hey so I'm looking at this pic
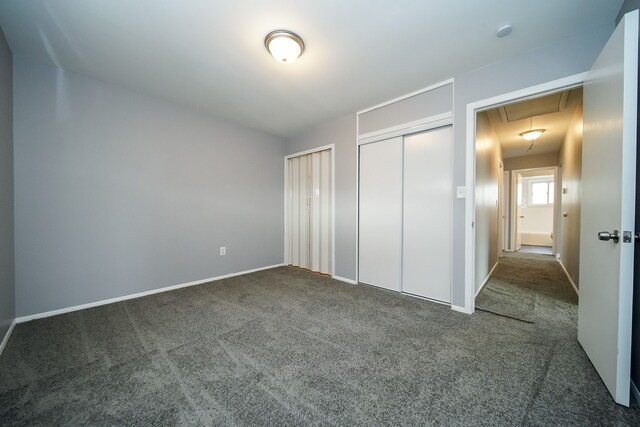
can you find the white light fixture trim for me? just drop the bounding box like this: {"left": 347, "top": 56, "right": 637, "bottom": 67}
{"left": 265, "top": 30, "right": 305, "bottom": 64}
{"left": 519, "top": 129, "right": 545, "bottom": 141}
{"left": 496, "top": 22, "right": 513, "bottom": 38}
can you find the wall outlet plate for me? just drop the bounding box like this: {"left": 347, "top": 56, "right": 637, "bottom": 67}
{"left": 220, "top": 246, "right": 226, "bottom": 256}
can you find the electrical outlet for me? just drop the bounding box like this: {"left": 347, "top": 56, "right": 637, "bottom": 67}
{"left": 220, "top": 246, "right": 226, "bottom": 256}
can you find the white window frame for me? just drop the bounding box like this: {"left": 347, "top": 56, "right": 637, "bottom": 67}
{"left": 527, "top": 176, "right": 554, "bottom": 207}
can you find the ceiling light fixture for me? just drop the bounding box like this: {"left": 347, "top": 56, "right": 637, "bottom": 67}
{"left": 519, "top": 129, "right": 545, "bottom": 141}
{"left": 496, "top": 22, "right": 513, "bottom": 38}
{"left": 265, "top": 30, "right": 305, "bottom": 64}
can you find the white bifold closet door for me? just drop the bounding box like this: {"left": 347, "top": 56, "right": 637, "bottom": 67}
{"left": 288, "top": 150, "right": 332, "bottom": 275}
{"left": 358, "top": 127, "right": 452, "bottom": 302}
{"left": 402, "top": 127, "right": 452, "bottom": 303}
{"left": 358, "top": 137, "right": 403, "bottom": 291}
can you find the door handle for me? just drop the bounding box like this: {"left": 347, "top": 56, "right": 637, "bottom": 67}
{"left": 597, "top": 230, "right": 619, "bottom": 244}
{"left": 519, "top": 216, "right": 524, "bottom": 218}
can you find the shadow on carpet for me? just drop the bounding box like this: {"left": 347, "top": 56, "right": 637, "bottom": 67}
{"left": 475, "top": 252, "right": 576, "bottom": 323}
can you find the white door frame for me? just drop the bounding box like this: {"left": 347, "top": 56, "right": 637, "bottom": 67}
{"left": 497, "top": 164, "right": 505, "bottom": 256}
{"left": 464, "top": 72, "right": 587, "bottom": 314}
{"left": 284, "top": 144, "right": 336, "bottom": 277}
{"left": 508, "top": 166, "right": 559, "bottom": 254}
{"left": 502, "top": 170, "right": 510, "bottom": 252}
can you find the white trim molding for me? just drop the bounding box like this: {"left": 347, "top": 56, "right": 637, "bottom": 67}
{"left": 357, "top": 78, "right": 454, "bottom": 115}
{"left": 464, "top": 72, "right": 587, "bottom": 314}
{"left": 0, "top": 319, "right": 17, "bottom": 357}
{"left": 16, "top": 264, "right": 285, "bottom": 323}
{"left": 451, "top": 305, "right": 468, "bottom": 314}
{"left": 357, "top": 112, "right": 453, "bottom": 145}
{"left": 475, "top": 261, "right": 498, "bottom": 298}
{"left": 557, "top": 256, "right": 579, "bottom": 295}
{"left": 333, "top": 275, "right": 357, "bottom": 285}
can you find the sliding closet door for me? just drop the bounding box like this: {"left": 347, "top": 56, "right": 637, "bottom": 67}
{"left": 288, "top": 150, "right": 332, "bottom": 275}
{"left": 359, "top": 137, "right": 403, "bottom": 291}
{"left": 402, "top": 126, "right": 452, "bottom": 302}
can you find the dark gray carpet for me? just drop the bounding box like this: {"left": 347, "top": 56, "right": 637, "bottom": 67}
{"left": 1, "top": 265, "right": 639, "bottom": 426}
{"left": 476, "top": 252, "right": 575, "bottom": 323}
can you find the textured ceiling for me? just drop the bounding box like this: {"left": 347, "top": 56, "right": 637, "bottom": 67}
{"left": 0, "top": 1, "right": 621, "bottom": 137}
{"left": 487, "top": 88, "right": 583, "bottom": 159}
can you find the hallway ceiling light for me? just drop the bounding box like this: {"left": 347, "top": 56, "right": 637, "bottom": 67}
{"left": 265, "top": 30, "right": 305, "bottom": 64}
{"left": 519, "top": 129, "right": 545, "bottom": 141}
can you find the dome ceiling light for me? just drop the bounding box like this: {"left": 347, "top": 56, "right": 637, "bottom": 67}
{"left": 519, "top": 129, "right": 545, "bottom": 141}
{"left": 265, "top": 30, "right": 305, "bottom": 64}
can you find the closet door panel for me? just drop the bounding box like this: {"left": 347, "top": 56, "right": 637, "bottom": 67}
{"left": 298, "top": 156, "right": 310, "bottom": 269}
{"left": 320, "top": 150, "right": 332, "bottom": 274}
{"left": 290, "top": 157, "right": 300, "bottom": 266}
{"left": 402, "top": 126, "right": 452, "bottom": 302}
{"left": 358, "top": 137, "right": 403, "bottom": 291}
{"left": 311, "top": 152, "right": 322, "bottom": 272}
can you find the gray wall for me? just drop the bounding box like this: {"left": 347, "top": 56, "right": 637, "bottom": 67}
{"left": 285, "top": 115, "right": 356, "bottom": 280}
{"left": 358, "top": 83, "right": 453, "bottom": 135}
{"left": 474, "top": 112, "right": 502, "bottom": 293}
{"left": 285, "top": 26, "right": 613, "bottom": 300}
{"left": 558, "top": 105, "right": 583, "bottom": 287}
{"left": 14, "top": 57, "right": 286, "bottom": 316}
{"left": 451, "top": 25, "right": 612, "bottom": 307}
{"left": 0, "top": 28, "right": 14, "bottom": 339}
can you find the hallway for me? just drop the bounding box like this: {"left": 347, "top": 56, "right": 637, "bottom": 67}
{"left": 476, "top": 252, "right": 577, "bottom": 324}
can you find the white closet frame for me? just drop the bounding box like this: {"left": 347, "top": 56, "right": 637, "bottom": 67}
{"left": 356, "top": 111, "right": 454, "bottom": 305}
{"left": 355, "top": 79, "right": 455, "bottom": 291}
{"left": 284, "top": 144, "right": 336, "bottom": 276}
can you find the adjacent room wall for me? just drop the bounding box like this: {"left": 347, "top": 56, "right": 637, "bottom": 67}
{"left": 474, "top": 111, "right": 502, "bottom": 293}
{"left": 13, "top": 57, "right": 286, "bottom": 317}
{"left": 519, "top": 176, "right": 554, "bottom": 246}
{"left": 285, "top": 115, "right": 356, "bottom": 281}
{"left": 452, "top": 25, "right": 612, "bottom": 307}
{"left": 558, "top": 104, "right": 583, "bottom": 287}
{"left": 0, "top": 28, "right": 14, "bottom": 341}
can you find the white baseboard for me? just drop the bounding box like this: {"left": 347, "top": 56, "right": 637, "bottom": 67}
{"left": 556, "top": 258, "right": 579, "bottom": 295}
{"left": 333, "top": 275, "right": 357, "bottom": 285}
{"left": 451, "top": 305, "right": 472, "bottom": 314}
{"left": 632, "top": 380, "right": 640, "bottom": 408}
{"left": 16, "top": 264, "right": 285, "bottom": 323}
{"left": 475, "top": 262, "right": 499, "bottom": 298}
{"left": 0, "top": 319, "right": 17, "bottom": 357}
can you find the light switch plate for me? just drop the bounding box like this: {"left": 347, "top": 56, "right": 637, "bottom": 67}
{"left": 456, "top": 186, "right": 466, "bottom": 199}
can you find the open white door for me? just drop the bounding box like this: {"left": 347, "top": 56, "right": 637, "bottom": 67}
{"left": 502, "top": 171, "right": 509, "bottom": 252}
{"left": 578, "top": 10, "right": 638, "bottom": 406}
{"left": 515, "top": 173, "right": 523, "bottom": 251}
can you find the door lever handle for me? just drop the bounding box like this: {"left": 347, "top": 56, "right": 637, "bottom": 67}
{"left": 597, "top": 230, "right": 619, "bottom": 244}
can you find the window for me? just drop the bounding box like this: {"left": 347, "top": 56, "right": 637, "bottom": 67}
{"left": 529, "top": 178, "right": 554, "bottom": 206}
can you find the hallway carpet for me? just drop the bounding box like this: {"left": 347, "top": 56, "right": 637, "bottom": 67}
{"left": 476, "top": 252, "right": 577, "bottom": 323}
{"left": 1, "top": 266, "right": 639, "bottom": 426}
